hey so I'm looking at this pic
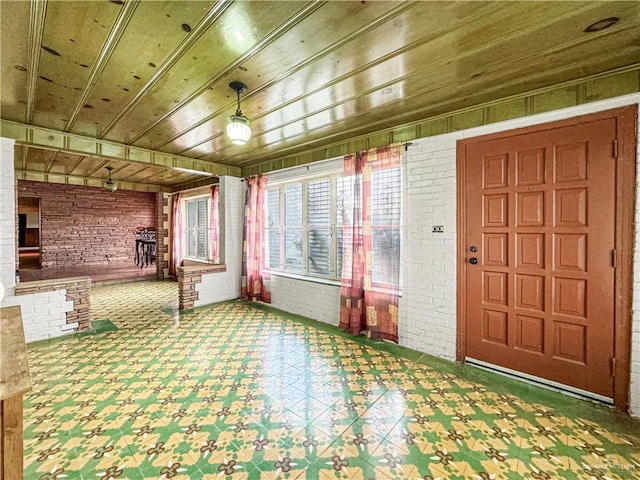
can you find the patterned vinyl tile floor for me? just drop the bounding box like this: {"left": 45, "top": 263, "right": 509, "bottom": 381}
{"left": 23, "top": 280, "right": 640, "bottom": 479}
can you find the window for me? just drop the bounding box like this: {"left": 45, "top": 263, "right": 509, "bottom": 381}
{"left": 265, "top": 166, "right": 401, "bottom": 285}
{"left": 185, "top": 197, "right": 209, "bottom": 261}
{"left": 371, "top": 167, "right": 401, "bottom": 286}
{"left": 266, "top": 179, "right": 337, "bottom": 278}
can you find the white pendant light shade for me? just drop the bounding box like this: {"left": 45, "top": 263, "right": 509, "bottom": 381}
{"left": 227, "top": 81, "right": 251, "bottom": 145}
{"left": 226, "top": 114, "right": 251, "bottom": 145}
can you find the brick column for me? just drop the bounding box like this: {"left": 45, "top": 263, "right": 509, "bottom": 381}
{"left": 64, "top": 278, "right": 92, "bottom": 332}
{"left": 178, "top": 269, "right": 201, "bottom": 310}
{"left": 156, "top": 193, "right": 170, "bottom": 279}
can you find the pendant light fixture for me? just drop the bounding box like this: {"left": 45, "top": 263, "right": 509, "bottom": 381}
{"left": 226, "top": 81, "right": 251, "bottom": 145}
{"left": 104, "top": 165, "right": 118, "bottom": 192}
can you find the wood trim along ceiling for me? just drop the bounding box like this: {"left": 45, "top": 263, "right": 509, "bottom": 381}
{"left": 1, "top": 1, "right": 638, "bottom": 188}
{"left": 2, "top": 119, "right": 240, "bottom": 177}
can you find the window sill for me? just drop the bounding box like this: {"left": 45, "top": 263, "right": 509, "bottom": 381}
{"left": 267, "top": 270, "right": 403, "bottom": 297}
{"left": 267, "top": 270, "right": 341, "bottom": 287}
{"left": 183, "top": 258, "right": 217, "bottom": 266}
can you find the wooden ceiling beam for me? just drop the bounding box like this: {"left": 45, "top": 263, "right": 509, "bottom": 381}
{"left": 119, "top": 165, "right": 150, "bottom": 182}
{"left": 0, "top": 119, "right": 240, "bottom": 177}
{"left": 170, "top": 176, "right": 219, "bottom": 193}
{"left": 25, "top": 0, "right": 47, "bottom": 124}
{"left": 14, "top": 168, "right": 170, "bottom": 193}
{"left": 21, "top": 146, "right": 28, "bottom": 170}
{"left": 110, "top": 163, "right": 131, "bottom": 175}
{"left": 44, "top": 150, "right": 58, "bottom": 173}
{"left": 66, "top": 155, "right": 86, "bottom": 175}
{"left": 87, "top": 159, "right": 110, "bottom": 178}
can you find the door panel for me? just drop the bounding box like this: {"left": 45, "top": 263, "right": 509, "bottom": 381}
{"left": 464, "top": 118, "right": 616, "bottom": 398}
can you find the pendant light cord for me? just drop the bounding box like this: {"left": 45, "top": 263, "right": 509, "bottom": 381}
{"left": 236, "top": 90, "right": 242, "bottom": 116}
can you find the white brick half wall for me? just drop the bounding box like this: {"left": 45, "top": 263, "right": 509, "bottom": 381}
{"left": 195, "top": 271, "right": 238, "bottom": 307}
{"left": 2, "top": 289, "right": 75, "bottom": 343}
{"left": 194, "top": 176, "right": 244, "bottom": 307}
{"left": 269, "top": 275, "right": 341, "bottom": 326}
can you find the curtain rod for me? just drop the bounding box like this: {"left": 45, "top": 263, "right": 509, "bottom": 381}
{"left": 169, "top": 182, "right": 218, "bottom": 196}
{"left": 355, "top": 142, "right": 413, "bottom": 153}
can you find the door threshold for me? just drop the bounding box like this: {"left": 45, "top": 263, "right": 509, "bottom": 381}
{"left": 465, "top": 357, "right": 613, "bottom": 405}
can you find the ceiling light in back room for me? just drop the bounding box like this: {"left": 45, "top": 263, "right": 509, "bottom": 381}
{"left": 104, "top": 165, "right": 118, "bottom": 192}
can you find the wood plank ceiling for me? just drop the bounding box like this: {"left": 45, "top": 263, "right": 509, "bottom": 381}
{"left": 1, "top": 0, "right": 639, "bottom": 189}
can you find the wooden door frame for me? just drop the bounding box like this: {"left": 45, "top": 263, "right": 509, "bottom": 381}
{"left": 456, "top": 105, "right": 638, "bottom": 411}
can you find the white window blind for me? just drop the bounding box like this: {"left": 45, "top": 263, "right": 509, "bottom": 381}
{"left": 185, "top": 197, "right": 209, "bottom": 261}
{"left": 284, "top": 184, "right": 303, "bottom": 272}
{"left": 371, "top": 167, "right": 401, "bottom": 286}
{"left": 307, "top": 179, "right": 331, "bottom": 275}
{"left": 336, "top": 175, "right": 356, "bottom": 279}
{"left": 265, "top": 189, "right": 280, "bottom": 270}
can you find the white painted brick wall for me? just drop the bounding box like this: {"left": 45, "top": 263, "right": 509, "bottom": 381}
{"left": 195, "top": 270, "right": 238, "bottom": 306}
{"left": 0, "top": 137, "right": 16, "bottom": 295}
{"left": 2, "top": 289, "right": 74, "bottom": 343}
{"left": 194, "top": 176, "right": 244, "bottom": 307}
{"left": 400, "top": 136, "right": 459, "bottom": 361}
{"left": 269, "top": 275, "right": 340, "bottom": 326}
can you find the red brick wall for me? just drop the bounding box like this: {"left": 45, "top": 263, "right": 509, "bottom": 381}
{"left": 17, "top": 180, "right": 156, "bottom": 268}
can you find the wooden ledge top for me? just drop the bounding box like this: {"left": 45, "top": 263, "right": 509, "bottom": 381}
{"left": 178, "top": 264, "right": 226, "bottom": 275}
{"left": 0, "top": 306, "right": 32, "bottom": 400}
{"left": 15, "top": 276, "right": 91, "bottom": 293}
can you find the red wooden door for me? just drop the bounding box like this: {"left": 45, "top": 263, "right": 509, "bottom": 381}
{"left": 464, "top": 118, "right": 616, "bottom": 398}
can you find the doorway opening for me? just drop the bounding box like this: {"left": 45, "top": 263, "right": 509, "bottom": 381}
{"left": 18, "top": 197, "right": 41, "bottom": 270}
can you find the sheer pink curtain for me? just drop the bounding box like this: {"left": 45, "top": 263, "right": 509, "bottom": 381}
{"left": 339, "top": 146, "right": 401, "bottom": 342}
{"left": 241, "top": 175, "right": 271, "bottom": 302}
{"left": 338, "top": 152, "right": 366, "bottom": 336}
{"left": 209, "top": 185, "right": 219, "bottom": 263}
{"left": 169, "top": 192, "right": 183, "bottom": 277}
